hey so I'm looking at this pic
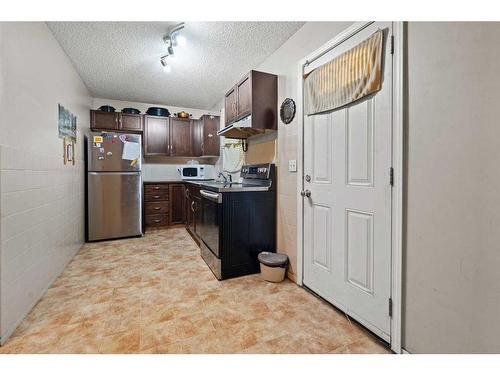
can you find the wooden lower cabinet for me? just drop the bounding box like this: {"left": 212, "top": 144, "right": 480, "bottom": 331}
{"left": 184, "top": 184, "right": 201, "bottom": 243}
{"left": 144, "top": 183, "right": 169, "bottom": 228}
{"left": 146, "top": 214, "right": 169, "bottom": 227}
{"left": 144, "top": 182, "right": 202, "bottom": 239}
{"left": 144, "top": 182, "right": 185, "bottom": 229}
{"left": 169, "top": 184, "right": 185, "bottom": 224}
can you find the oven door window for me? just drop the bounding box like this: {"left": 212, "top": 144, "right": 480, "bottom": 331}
{"left": 199, "top": 197, "right": 221, "bottom": 257}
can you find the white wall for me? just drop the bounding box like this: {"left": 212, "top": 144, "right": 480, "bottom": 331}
{"left": 0, "top": 22, "right": 91, "bottom": 344}
{"left": 403, "top": 22, "right": 500, "bottom": 353}
{"left": 211, "top": 21, "right": 500, "bottom": 353}
{"left": 212, "top": 22, "right": 353, "bottom": 279}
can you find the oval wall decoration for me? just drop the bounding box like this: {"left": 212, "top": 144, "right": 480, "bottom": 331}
{"left": 280, "top": 98, "right": 296, "bottom": 125}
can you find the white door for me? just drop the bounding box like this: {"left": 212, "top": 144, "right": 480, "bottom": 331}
{"left": 302, "top": 22, "right": 393, "bottom": 341}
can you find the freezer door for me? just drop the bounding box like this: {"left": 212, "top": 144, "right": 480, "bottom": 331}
{"left": 87, "top": 131, "right": 142, "bottom": 172}
{"left": 88, "top": 172, "right": 142, "bottom": 241}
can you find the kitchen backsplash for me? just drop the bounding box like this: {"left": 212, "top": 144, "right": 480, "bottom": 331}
{"left": 142, "top": 163, "right": 182, "bottom": 182}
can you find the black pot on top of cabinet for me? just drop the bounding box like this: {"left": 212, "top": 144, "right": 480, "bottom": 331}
{"left": 91, "top": 109, "right": 143, "bottom": 132}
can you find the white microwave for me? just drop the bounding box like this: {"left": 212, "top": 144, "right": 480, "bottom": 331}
{"left": 177, "top": 164, "right": 215, "bottom": 180}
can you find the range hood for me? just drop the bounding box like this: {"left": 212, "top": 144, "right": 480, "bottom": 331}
{"left": 217, "top": 116, "right": 267, "bottom": 139}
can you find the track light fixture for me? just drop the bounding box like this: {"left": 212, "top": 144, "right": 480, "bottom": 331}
{"left": 160, "top": 23, "right": 186, "bottom": 73}
{"left": 160, "top": 55, "right": 171, "bottom": 73}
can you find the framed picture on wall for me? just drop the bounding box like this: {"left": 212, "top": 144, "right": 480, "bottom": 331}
{"left": 63, "top": 138, "right": 75, "bottom": 165}
{"left": 58, "top": 104, "right": 77, "bottom": 142}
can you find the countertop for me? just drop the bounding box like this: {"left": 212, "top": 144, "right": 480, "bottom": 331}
{"left": 184, "top": 180, "right": 210, "bottom": 187}
{"left": 143, "top": 179, "right": 270, "bottom": 192}
{"left": 143, "top": 180, "right": 183, "bottom": 184}
{"left": 143, "top": 180, "right": 213, "bottom": 186}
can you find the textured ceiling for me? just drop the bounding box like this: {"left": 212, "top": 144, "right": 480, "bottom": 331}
{"left": 47, "top": 22, "right": 304, "bottom": 110}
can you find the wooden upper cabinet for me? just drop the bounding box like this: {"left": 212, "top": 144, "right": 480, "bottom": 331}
{"left": 236, "top": 73, "right": 252, "bottom": 120}
{"left": 170, "top": 118, "right": 193, "bottom": 157}
{"left": 222, "top": 70, "right": 277, "bottom": 132}
{"left": 224, "top": 86, "right": 237, "bottom": 124}
{"left": 143, "top": 115, "right": 217, "bottom": 158}
{"left": 91, "top": 110, "right": 118, "bottom": 130}
{"left": 192, "top": 119, "right": 203, "bottom": 157}
{"left": 119, "top": 113, "right": 143, "bottom": 131}
{"left": 144, "top": 115, "right": 170, "bottom": 156}
{"left": 91, "top": 110, "right": 143, "bottom": 132}
{"left": 202, "top": 115, "right": 220, "bottom": 156}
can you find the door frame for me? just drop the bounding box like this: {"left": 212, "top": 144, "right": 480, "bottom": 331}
{"left": 296, "top": 21, "right": 405, "bottom": 354}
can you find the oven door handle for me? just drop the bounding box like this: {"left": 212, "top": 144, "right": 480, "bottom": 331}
{"left": 200, "top": 190, "right": 222, "bottom": 203}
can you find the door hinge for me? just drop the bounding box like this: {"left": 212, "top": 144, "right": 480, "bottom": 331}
{"left": 389, "top": 298, "right": 393, "bottom": 317}
{"left": 390, "top": 35, "right": 394, "bottom": 54}
{"left": 389, "top": 167, "right": 394, "bottom": 186}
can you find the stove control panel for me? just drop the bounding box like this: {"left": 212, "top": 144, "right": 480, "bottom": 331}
{"left": 241, "top": 163, "right": 274, "bottom": 180}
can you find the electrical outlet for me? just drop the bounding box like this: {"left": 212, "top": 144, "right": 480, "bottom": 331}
{"left": 288, "top": 159, "right": 297, "bottom": 172}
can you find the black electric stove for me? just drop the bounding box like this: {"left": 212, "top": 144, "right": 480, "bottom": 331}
{"left": 197, "top": 163, "right": 276, "bottom": 280}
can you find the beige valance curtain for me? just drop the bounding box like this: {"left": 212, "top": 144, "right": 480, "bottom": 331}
{"left": 304, "top": 29, "right": 383, "bottom": 115}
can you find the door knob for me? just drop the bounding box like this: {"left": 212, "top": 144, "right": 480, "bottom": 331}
{"left": 300, "top": 190, "right": 311, "bottom": 198}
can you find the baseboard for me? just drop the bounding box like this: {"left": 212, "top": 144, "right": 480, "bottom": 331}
{"left": 287, "top": 270, "right": 297, "bottom": 283}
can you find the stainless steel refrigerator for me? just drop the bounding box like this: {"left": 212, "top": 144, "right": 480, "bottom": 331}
{"left": 86, "top": 131, "right": 143, "bottom": 241}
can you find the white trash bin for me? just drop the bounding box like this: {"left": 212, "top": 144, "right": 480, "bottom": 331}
{"left": 258, "top": 252, "right": 289, "bottom": 283}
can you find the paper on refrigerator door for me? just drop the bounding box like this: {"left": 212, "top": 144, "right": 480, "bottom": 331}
{"left": 122, "top": 141, "right": 141, "bottom": 160}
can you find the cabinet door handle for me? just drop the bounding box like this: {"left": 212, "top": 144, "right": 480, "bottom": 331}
{"left": 153, "top": 219, "right": 161, "bottom": 223}
{"left": 154, "top": 186, "right": 160, "bottom": 190}
{"left": 154, "top": 207, "right": 161, "bottom": 210}
{"left": 154, "top": 195, "right": 160, "bottom": 199}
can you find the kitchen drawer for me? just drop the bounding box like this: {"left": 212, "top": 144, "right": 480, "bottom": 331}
{"left": 145, "top": 214, "right": 169, "bottom": 227}
{"left": 145, "top": 191, "right": 169, "bottom": 202}
{"left": 145, "top": 201, "right": 169, "bottom": 215}
{"left": 145, "top": 184, "right": 169, "bottom": 194}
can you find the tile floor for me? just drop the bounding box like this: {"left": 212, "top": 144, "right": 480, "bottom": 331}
{"left": 0, "top": 228, "right": 390, "bottom": 354}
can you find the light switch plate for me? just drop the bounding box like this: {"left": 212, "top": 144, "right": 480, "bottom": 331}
{"left": 288, "top": 159, "right": 297, "bottom": 172}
